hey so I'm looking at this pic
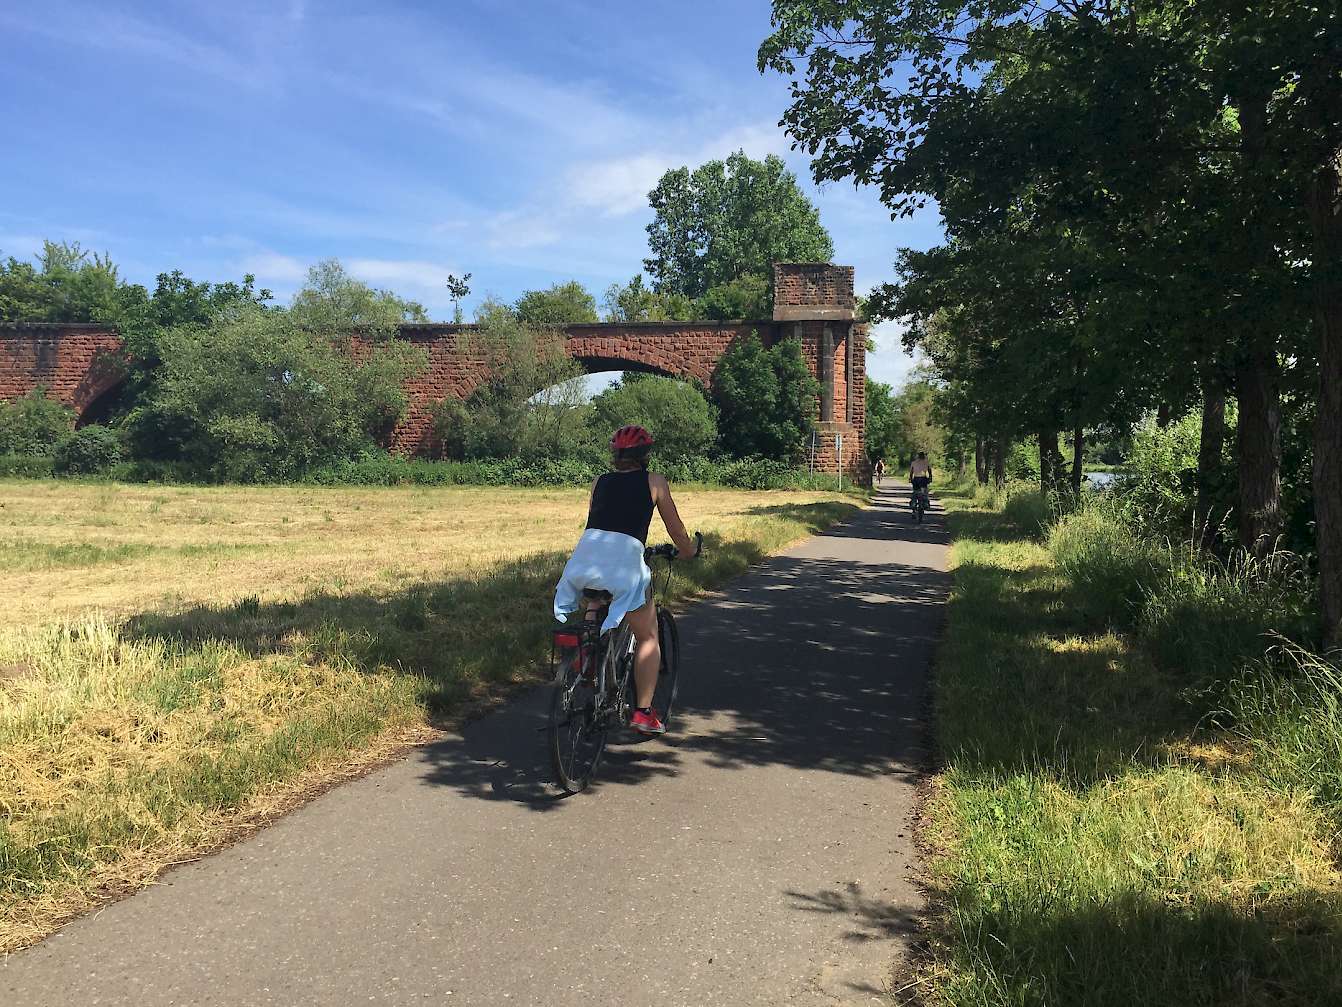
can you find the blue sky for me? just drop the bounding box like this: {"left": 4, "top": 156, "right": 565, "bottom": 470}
{"left": 0, "top": 0, "right": 942, "bottom": 389}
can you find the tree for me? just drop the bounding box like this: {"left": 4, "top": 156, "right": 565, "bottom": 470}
{"left": 514, "top": 281, "right": 599, "bottom": 325}
{"left": 644, "top": 151, "right": 833, "bottom": 300}
{"left": 289, "top": 260, "right": 428, "bottom": 333}
{"left": 864, "top": 379, "right": 900, "bottom": 465}
{"left": 602, "top": 275, "right": 694, "bottom": 322}
{"left": 135, "top": 305, "right": 425, "bottom": 481}
{"left": 696, "top": 274, "right": 772, "bottom": 320}
{"left": 445, "top": 272, "right": 471, "bottom": 324}
{"left": 589, "top": 376, "right": 717, "bottom": 464}
{"left": 0, "top": 241, "right": 131, "bottom": 323}
{"left": 712, "top": 333, "right": 818, "bottom": 460}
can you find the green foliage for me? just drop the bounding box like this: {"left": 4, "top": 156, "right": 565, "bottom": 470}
{"left": 52, "top": 425, "right": 122, "bottom": 476}
{"left": 1226, "top": 643, "right": 1342, "bottom": 829}
{"left": 601, "top": 275, "right": 695, "bottom": 322}
{"left": 711, "top": 334, "right": 818, "bottom": 461}
{"left": 514, "top": 281, "right": 598, "bottom": 325}
{"left": 131, "top": 305, "right": 426, "bottom": 482}
{"left": 439, "top": 311, "right": 589, "bottom": 461}
{"left": 644, "top": 151, "right": 833, "bottom": 299}
{"left": 1139, "top": 551, "right": 1316, "bottom": 689}
{"left": 588, "top": 375, "right": 717, "bottom": 464}
{"left": 864, "top": 379, "right": 900, "bottom": 464}
{"left": 0, "top": 241, "right": 129, "bottom": 323}
{"left": 1050, "top": 506, "right": 1163, "bottom": 628}
{"left": 0, "top": 388, "right": 74, "bottom": 456}
{"left": 289, "top": 260, "right": 428, "bottom": 332}
{"left": 0, "top": 454, "right": 55, "bottom": 478}
{"left": 695, "top": 274, "right": 771, "bottom": 320}
{"left": 1122, "top": 411, "right": 1235, "bottom": 540}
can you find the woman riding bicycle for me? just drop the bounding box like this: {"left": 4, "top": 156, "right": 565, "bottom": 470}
{"left": 553, "top": 425, "right": 699, "bottom": 736}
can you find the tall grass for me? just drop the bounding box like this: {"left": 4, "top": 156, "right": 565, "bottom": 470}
{"left": 922, "top": 484, "right": 1342, "bottom": 1006}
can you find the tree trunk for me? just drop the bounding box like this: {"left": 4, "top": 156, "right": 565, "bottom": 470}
{"left": 1195, "top": 374, "right": 1226, "bottom": 549}
{"left": 1156, "top": 402, "right": 1172, "bottom": 428}
{"left": 1310, "top": 146, "right": 1342, "bottom": 647}
{"left": 1232, "top": 86, "right": 1284, "bottom": 558}
{"left": 993, "top": 441, "right": 1006, "bottom": 487}
{"left": 1235, "top": 341, "right": 1282, "bottom": 555}
{"left": 1038, "top": 427, "right": 1063, "bottom": 494}
{"left": 975, "top": 435, "right": 987, "bottom": 484}
{"left": 1070, "top": 426, "right": 1085, "bottom": 495}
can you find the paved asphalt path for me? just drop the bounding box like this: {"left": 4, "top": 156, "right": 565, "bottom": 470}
{"left": 3, "top": 484, "right": 950, "bottom": 1006}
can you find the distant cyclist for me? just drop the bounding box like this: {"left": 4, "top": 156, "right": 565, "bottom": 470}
{"left": 873, "top": 458, "right": 885, "bottom": 483}
{"left": 910, "top": 451, "right": 932, "bottom": 508}
{"left": 553, "top": 425, "right": 699, "bottom": 735}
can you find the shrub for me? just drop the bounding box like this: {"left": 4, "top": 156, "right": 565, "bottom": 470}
{"left": 0, "top": 388, "right": 74, "bottom": 456}
{"left": 52, "top": 425, "right": 122, "bottom": 476}
{"left": 130, "top": 304, "right": 427, "bottom": 482}
{"left": 0, "top": 453, "right": 55, "bottom": 478}
{"left": 1050, "top": 506, "right": 1163, "bottom": 628}
{"left": 588, "top": 375, "right": 718, "bottom": 464}
{"left": 1002, "top": 487, "right": 1052, "bottom": 538}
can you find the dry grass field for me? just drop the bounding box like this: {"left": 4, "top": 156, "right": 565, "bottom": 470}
{"left": 0, "top": 479, "right": 862, "bottom": 951}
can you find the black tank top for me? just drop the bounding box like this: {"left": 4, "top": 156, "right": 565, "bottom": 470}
{"left": 586, "top": 469, "right": 655, "bottom": 543}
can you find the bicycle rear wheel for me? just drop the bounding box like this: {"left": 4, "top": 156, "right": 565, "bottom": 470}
{"left": 548, "top": 654, "right": 607, "bottom": 793}
{"left": 654, "top": 608, "right": 681, "bottom": 727}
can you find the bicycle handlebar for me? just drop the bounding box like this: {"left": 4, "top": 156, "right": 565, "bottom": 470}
{"left": 644, "top": 531, "right": 703, "bottom": 563}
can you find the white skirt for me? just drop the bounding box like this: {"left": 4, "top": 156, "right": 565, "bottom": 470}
{"left": 553, "top": 528, "right": 652, "bottom": 632}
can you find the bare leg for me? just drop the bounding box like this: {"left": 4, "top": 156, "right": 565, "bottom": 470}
{"left": 625, "top": 601, "right": 660, "bottom": 709}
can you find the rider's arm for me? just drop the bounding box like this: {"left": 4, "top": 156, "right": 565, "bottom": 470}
{"left": 649, "top": 473, "right": 697, "bottom": 557}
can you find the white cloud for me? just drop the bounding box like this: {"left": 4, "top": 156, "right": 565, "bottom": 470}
{"left": 237, "top": 251, "right": 308, "bottom": 284}
{"left": 564, "top": 121, "right": 792, "bottom": 218}
{"left": 483, "top": 211, "right": 562, "bottom": 251}
{"left": 345, "top": 258, "right": 461, "bottom": 292}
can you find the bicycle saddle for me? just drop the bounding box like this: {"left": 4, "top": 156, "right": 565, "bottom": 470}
{"left": 581, "top": 588, "right": 613, "bottom": 601}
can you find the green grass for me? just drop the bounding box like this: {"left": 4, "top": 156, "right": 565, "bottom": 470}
{"left": 922, "top": 486, "right": 1342, "bottom": 1006}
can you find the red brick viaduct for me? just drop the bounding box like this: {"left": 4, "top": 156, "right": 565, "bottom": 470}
{"left": 0, "top": 263, "right": 868, "bottom": 477}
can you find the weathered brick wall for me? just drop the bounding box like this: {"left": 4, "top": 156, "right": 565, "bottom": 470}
{"left": 772, "top": 263, "right": 855, "bottom": 319}
{"left": 0, "top": 323, "right": 126, "bottom": 422}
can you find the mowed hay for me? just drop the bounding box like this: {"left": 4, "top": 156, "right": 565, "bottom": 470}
{"left": 0, "top": 479, "right": 860, "bottom": 949}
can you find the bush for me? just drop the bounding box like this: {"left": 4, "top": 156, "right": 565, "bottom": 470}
{"left": 0, "top": 388, "right": 74, "bottom": 456}
{"left": 1138, "top": 549, "right": 1316, "bottom": 686}
{"left": 52, "top": 425, "right": 122, "bottom": 476}
{"left": 130, "top": 304, "right": 427, "bottom": 482}
{"left": 0, "top": 453, "right": 55, "bottom": 478}
{"left": 1002, "top": 486, "right": 1052, "bottom": 538}
{"left": 1050, "top": 506, "right": 1163, "bottom": 628}
{"left": 588, "top": 375, "right": 717, "bottom": 464}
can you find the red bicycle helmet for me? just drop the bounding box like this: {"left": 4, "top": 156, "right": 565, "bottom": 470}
{"left": 611, "top": 425, "right": 654, "bottom": 451}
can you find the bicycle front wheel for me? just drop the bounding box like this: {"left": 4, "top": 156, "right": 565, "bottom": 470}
{"left": 548, "top": 655, "right": 607, "bottom": 794}
{"left": 654, "top": 608, "right": 681, "bottom": 727}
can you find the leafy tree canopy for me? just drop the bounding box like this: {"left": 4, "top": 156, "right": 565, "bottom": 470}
{"left": 712, "top": 333, "right": 819, "bottom": 461}
{"left": 644, "top": 151, "right": 833, "bottom": 300}
{"left": 589, "top": 375, "right": 717, "bottom": 465}
{"left": 514, "top": 280, "right": 599, "bottom": 325}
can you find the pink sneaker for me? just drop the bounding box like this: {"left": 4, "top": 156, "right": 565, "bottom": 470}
{"left": 630, "top": 708, "right": 666, "bottom": 735}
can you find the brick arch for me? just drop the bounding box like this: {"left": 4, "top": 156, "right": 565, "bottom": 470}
{"left": 0, "top": 322, "right": 127, "bottom": 424}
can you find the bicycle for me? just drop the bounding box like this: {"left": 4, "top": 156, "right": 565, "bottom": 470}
{"left": 911, "top": 484, "right": 929, "bottom": 523}
{"left": 547, "top": 534, "right": 697, "bottom": 795}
